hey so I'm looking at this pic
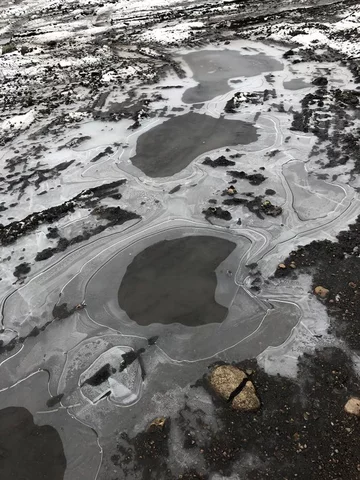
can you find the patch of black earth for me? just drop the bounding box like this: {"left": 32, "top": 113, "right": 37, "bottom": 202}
{"left": 203, "top": 206, "right": 232, "bottom": 222}
{"left": 289, "top": 74, "right": 360, "bottom": 173}
{"left": 118, "top": 236, "right": 236, "bottom": 326}
{"left": 35, "top": 206, "right": 140, "bottom": 262}
{"left": 223, "top": 195, "right": 282, "bottom": 219}
{"left": 274, "top": 214, "right": 360, "bottom": 350}
{"left": 130, "top": 112, "right": 258, "bottom": 177}
{"left": 1, "top": 179, "right": 127, "bottom": 246}
{"left": 201, "top": 348, "right": 360, "bottom": 479}
{"left": 0, "top": 406, "right": 66, "bottom": 479}
{"left": 112, "top": 419, "right": 171, "bottom": 480}
{"left": 227, "top": 170, "right": 267, "bottom": 185}
{"left": 202, "top": 156, "right": 235, "bottom": 168}
{"left": 110, "top": 348, "right": 360, "bottom": 480}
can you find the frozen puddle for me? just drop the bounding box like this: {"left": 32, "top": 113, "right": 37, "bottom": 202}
{"left": 283, "top": 160, "right": 346, "bottom": 221}
{"left": 181, "top": 49, "right": 283, "bottom": 103}
{"left": 130, "top": 112, "right": 258, "bottom": 177}
{"left": 283, "top": 77, "right": 310, "bottom": 90}
{"left": 118, "top": 236, "right": 236, "bottom": 326}
{"left": 0, "top": 406, "right": 66, "bottom": 480}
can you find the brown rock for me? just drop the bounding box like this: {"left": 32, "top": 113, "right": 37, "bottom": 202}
{"left": 148, "top": 417, "right": 167, "bottom": 431}
{"left": 314, "top": 286, "right": 329, "bottom": 298}
{"left": 210, "top": 365, "right": 246, "bottom": 400}
{"left": 209, "top": 365, "right": 260, "bottom": 412}
{"left": 278, "top": 263, "right": 286, "bottom": 269}
{"left": 344, "top": 397, "right": 360, "bottom": 417}
{"left": 232, "top": 380, "right": 260, "bottom": 411}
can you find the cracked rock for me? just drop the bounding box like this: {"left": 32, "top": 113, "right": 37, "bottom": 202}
{"left": 209, "top": 364, "right": 260, "bottom": 411}
{"left": 210, "top": 365, "right": 247, "bottom": 400}
{"left": 232, "top": 380, "right": 260, "bottom": 411}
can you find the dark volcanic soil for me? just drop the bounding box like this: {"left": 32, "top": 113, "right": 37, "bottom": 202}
{"left": 118, "top": 236, "right": 236, "bottom": 326}
{"left": 275, "top": 214, "right": 360, "bottom": 351}
{"left": 110, "top": 347, "right": 360, "bottom": 480}
{"left": 130, "top": 112, "right": 258, "bottom": 177}
{"left": 0, "top": 406, "right": 66, "bottom": 479}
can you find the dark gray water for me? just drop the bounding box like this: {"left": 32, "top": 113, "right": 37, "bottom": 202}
{"left": 283, "top": 78, "right": 310, "bottom": 90}
{"left": 0, "top": 407, "right": 66, "bottom": 480}
{"left": 130, "top": 112, "right": 258, "bottom": 177}
{"left": 118, "top": 236, "right": 236, "bottom": 326}
{"left": 182, "top": 50, "right": 283, "bottom": 103}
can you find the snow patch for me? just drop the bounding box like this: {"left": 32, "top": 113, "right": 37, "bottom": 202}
{"left": 1, "top": 109, "right": 36, "bottom": 133}
{"left": 140, "top": 21, "right": 204, "bottom": 44}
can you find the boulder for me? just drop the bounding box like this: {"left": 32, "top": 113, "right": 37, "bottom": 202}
{"left": 210, "top": 365, "right": 246, "bottom": 400}
{"left": 209, "top": 365, "right": 260, "bottom": 412}
{"left": 232, "top": 380, "right": 260, "bottom": 411}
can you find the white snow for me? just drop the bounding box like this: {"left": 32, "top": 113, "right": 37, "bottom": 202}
{"left": 140, "top": 21, "right": 204, "bottom": 44}
{"left": 1, "top": 109, "right": 36, "bottom": 132}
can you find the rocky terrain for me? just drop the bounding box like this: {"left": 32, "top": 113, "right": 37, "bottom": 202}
{"left": 0, "top": 0, "right": 360, "bottom": 479}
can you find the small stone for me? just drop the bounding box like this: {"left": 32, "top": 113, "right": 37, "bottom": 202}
{"left": 290, "top": 262, "right": 296, "bottom": 269}
{"left": 227, "top": 186, "right": 237, "bottom": 195}
{"left": 148, "top": 417, "right": 167, "bottom": 431}
{"left": 278, "top": 263, "right": 286, "bottom": 269}
{"left": 344, "top": 397, "right": 360, "bottom": 417}
{"left": 349, "top": 282, "right": 357, "bottom": 289}
{"left": 314, "top": 286, "right": 329, "bottom": 298}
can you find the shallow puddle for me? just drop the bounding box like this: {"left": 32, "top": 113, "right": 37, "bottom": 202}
{"left": 0, "top": 406, "right": 66, "bottom": 480}
{"left": 182, "top": 50, "right": 283, "bottom": 103}
{"left": 130, "top": 112, "right": 258, "bottom": 177}
{"left": 118, "top": 236, "right": 236, "bottom": 326}
{"left": 283, "top": 78, "right": 310, "bottom": 90}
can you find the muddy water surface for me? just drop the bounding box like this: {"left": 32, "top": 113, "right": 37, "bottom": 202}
{"left": 118, "top": 236, "right": 236, "bottom": 326}
{"left": 0, "top": 407, "right": 66, "bottom": 480}
{"left": 182, "top": 50, "right": 283, "bottom": 103}
{"left": 283, "top": 78, "right": 310, "bottom": 90}
{"left": 131, "top": 112, "right": 258, "bottom": 177}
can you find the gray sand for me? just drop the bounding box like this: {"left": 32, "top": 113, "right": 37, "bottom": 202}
{"left": 283, "top": 78, "right": 310, "bottom": 90}
{"left": 130, "top": 112, "right": 258, "bottom": 177}
{"left": 182, "top": 50, "right": 283, "bottom": 103}
{"left": 118, "top": 236, "right": 236, "bottom": 326}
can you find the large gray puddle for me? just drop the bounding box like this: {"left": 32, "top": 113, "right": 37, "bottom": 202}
{"left": 182, "top": 50, "right": 283, "bottom": 103}
{"left": 283, "top": 78, "right": 310, "bottom": 90}
{"left": 118, "top": 236, "right": 236, "bottom": 326}
{"left": 0, "top": 406, "right": 66, "bottom": 480}
{"left": 130, "top": 112, "right": 258, "bottom": 177}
